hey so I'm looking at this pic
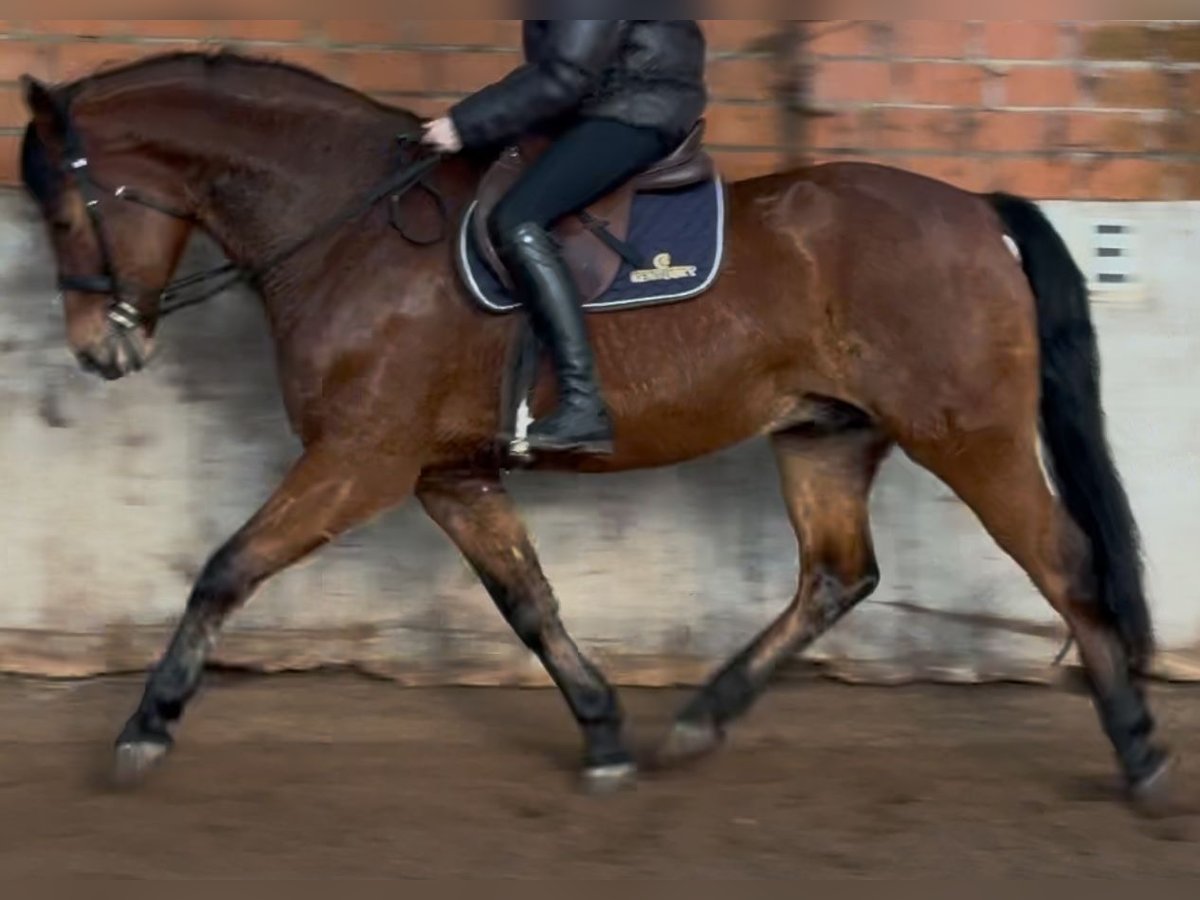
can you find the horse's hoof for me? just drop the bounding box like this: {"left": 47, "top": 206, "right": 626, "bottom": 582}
{"left": 582, "top": 761, "right": 638, "bottom": 795}
{"left": 112, "top": 741, "right": 170, "bottom": 788}
{"left": 656, "top": 720, "right": 724, "bottom": 769}
{"left": 1130, "top": 753, "right": 1180, "bottom": 818}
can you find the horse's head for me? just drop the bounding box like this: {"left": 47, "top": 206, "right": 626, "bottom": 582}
{"left": 20, "top": 75, "right": 195, "bottom": 380}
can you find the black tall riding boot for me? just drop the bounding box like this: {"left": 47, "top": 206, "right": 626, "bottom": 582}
{"left": 500, "top": 222, "right": 615, "bottom": 455}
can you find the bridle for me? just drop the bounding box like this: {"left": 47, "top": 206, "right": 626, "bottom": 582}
{"left": 52, "top": 95, "right": 446, "bottom": 366}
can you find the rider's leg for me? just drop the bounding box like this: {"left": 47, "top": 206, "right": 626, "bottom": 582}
{"left": 490, "top": 118, "right": 672, "bottom": 454}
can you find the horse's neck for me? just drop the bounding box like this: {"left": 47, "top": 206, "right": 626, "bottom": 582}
{"left": 86, "top": 78, "right": 481, "bottom": 342}
{"left": 166, "top": 107, "right": 477, "bottom": 331}
{"left": 90, "top": 86, "right": 414, "bottom": 292}
{"left": 190, "top": 115, "right": 408, "bottom": 280}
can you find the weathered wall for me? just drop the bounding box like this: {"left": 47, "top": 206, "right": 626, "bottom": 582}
{"left": 2, "top": 21, "right": 1200, "bottom": 685}
{"left": 3, "top": 187, "right": 1200, "bottom": 685}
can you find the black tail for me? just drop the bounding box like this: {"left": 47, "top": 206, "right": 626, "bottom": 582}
{"left": 987, "top": 192, "right": 1153, "bottom": 671}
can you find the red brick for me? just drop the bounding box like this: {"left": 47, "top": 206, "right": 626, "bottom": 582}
{"left": 874, "top": 108, "right": 985, "bottom": 153}
{"left": 1081, "top": 23, "right": 1158, "bottom": 62}
{"left": 423, "top": 51, "right": 520, "bottom": 94}
{"left": 257, "top": 46, "right": 340, "bottom": 80}
{"left": 339, "top": 49, "right": 426, "bottom": 93}
{"left": 321, "top": 20, "right": 405, "bottom": 45}
{"left": 889, "top": 154, "right": 989, "bottom": 191}
{"left": 711, "top": 149, "right": 785, "bottom": 181}
{"left": 410, "top": 21, "right": 521, "bottom": 48}
{"left": 1091, "top": 69, "right": 1171, "bottom": 109}
{"left": 0, "top": 86, "right": 27, "bottom": 129}
{"left": 1163, "top": 24, "right": 1200, "bottom": 62}
{"left": 1076, "top": 157, "right": 1164, "bottom": 200}
{"left": 813, "top": 60, "right": 891, "bottom": 105}
{"left": 1067, "top": 112, "right": 1151, "bottom": 153}
{"left": 890, "top": 21, "right": 971, "bottom": 59}
{"left": 0, "top": 134, "right": 20, "bottom": 186}
{"left": 708, "top": 56, "right": 776, "bottom": 101}
{"left": 1003, "top": 66, "right": 1079, "bottom": 108}
{"left": 23, "top": 20, "right": 126, "bottom": 37}
{"left": 0, "top": 40, "right": 56, "bottom": 82}
{"left": 117, "top": 20, "right": 218, "bottom": 40}
{"left": 810, "top": 110, "right": 873, "bottom": 151}
{"left": 807, "top": 21, "right": 872, "bottom": 58}
{"left": 701, "top": 20, "right": 779, "bottom": 54}
{"left": 371, "top": 92, "right": 443, "bottom": 118}
{"left": 814, "top": 151, "right": 879, "bottom": 168}
{"left": 1164, "top": 162, "right": 1200, "bottom": 200}
{"left": 1157, "top": 113, "right": 1200, "bottom": 154}
{"left": 54, "top": 42, "right": 186, "bottom": 82}
{"left": 706, "top": 103, "right": 782, "bottom": 148}
{"left": 983, "top": 22, "right": 1065, "bottom": 61}
{"left": 988, "top": 157, "right": 1076, "bottom": 198}
{"left": 897, "top": 62, "right": 986, "bottom": 106}
{"left": 219, "top": 21, "right": 309, "bottom": 42}
{"left": 340, "top": 49, "right": 516, "bottom": 95}
{"left": 973, "top": 111, "right": 1051, "bottom": 152}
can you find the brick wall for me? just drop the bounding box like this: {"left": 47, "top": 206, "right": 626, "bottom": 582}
{"left": 1, "top": 20, "right": 1197, "bottom": 199}
{"left": 805, "top": 21, "right": 1200, "bottom": 200}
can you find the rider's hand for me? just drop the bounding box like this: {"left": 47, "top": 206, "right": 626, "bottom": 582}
{"left": 422, "top": 117, "right": 463, "bottom": 154}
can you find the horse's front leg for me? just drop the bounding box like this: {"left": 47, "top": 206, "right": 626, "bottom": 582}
{"left": 114, "top": 443, "right": 418, "bottom": 784}
{"left": 416, "top": 470, "right": 635, "bottom": 792}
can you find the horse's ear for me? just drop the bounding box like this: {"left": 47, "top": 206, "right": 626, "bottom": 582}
{"left": 20, "top": 75, "right": 63, "bottom": 133}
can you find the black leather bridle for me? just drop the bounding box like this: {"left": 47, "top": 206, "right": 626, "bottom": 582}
{"left": 52, "top": 96, "right": 445, "bottom": 366}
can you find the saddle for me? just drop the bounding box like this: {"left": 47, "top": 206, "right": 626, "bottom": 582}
{"left": 472, "top": 120, "right": 715, "bottom": 304}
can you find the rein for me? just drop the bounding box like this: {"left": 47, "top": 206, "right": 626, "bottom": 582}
{"left": 55, "top": 101, "right": 444, "bottom": 338}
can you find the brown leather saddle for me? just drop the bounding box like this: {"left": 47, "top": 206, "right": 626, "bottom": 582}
{"left": 472, "top": 120, "right": 716, "bottom": 304}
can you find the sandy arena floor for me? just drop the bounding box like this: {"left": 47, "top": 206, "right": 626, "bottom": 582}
{"left": 0, "top": 673, "right": 1197, "bottom": 878}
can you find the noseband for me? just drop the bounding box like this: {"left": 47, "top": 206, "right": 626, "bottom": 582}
{"left": 52, "top": 96, "right": 445, "bottom": 359}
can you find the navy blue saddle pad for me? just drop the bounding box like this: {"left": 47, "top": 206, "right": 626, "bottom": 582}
{"left": 457, "top": 176, "right": 726, "bottom": 314}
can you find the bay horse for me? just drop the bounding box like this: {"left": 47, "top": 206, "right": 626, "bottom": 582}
{"left": 17, "top": 51, "right": 1171, "bottom": 804}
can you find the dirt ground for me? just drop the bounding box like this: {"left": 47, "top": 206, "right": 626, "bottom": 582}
{"left": 0, "top": 673, "right": 1198, "bottom": 878}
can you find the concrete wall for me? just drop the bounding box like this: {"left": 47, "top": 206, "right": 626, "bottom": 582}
{"left": 3, "top": 189, "right": 1199, "bottom": 685}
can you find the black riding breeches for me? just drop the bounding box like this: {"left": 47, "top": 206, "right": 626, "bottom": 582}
{"left": 488, "top": 118, "right": 673, "bottom": 244}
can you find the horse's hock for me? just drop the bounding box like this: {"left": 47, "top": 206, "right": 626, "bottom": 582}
{"left": 3, "top": 19, "right": 1200, "bottom": 685}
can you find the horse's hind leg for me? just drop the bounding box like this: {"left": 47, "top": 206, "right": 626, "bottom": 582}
{"left": 416, "top": 471, "right": 634, "bottom": 791}
{"left": 659, "top": 424, "right": 890, "bottom": 766}
{"left": 904, "top": 428, "right": 1170, "bottom": 800}
{"left": 114, "top": 444, "right": 418, "bottom": 784}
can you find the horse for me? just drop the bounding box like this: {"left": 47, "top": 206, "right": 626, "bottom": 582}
{"left": 17, "top": 50, "right": 1171, "bottom": 805}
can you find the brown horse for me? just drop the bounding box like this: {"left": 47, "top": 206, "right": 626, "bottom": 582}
{"left": 18, "top": 51, "right": 1170, "bottom": 803}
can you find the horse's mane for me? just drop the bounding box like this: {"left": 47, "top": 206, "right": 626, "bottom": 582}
{"left": 63, "top": 48, "right": 406, "bottom": 118}
{"left": 22, "top": 49, "right": 420, "bottom": 207}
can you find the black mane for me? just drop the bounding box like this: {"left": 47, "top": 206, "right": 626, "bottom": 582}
{"left": 20, "top": 123, "right": 58, "bottom": 208}
{"left": 20, "top": 49, "right": 412, "bottom": 204}
{"left": 68, "top": 48, "right": 387, "bottom": 110}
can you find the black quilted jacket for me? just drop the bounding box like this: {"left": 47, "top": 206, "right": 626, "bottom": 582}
{"left": 450, "top": 20, "right": 707, "bottom": 150}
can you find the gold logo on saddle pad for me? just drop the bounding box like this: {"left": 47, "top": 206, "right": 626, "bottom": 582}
{"left": 630, "top": 253, "right": 698, "bottom": 284}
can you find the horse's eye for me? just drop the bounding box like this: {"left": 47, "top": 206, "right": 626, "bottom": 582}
{"left": 51, "top": 219, "right": 71, "bottom": 234}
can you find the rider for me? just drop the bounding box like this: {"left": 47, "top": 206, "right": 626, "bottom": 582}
{"left": 422, "top": 20, "right": 707, "bottom": 456}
